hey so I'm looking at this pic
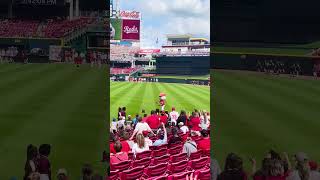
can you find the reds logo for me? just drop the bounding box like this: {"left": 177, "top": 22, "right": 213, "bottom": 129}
{"left": 123, "top": 26, "right": 139, "bottom": 34}
{"left": 119, "top": 10, "right": 140, "bottom": 19}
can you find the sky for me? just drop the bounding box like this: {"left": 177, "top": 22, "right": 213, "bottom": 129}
{"left": 117, "top": 0, "right": 210, "bottom": 49}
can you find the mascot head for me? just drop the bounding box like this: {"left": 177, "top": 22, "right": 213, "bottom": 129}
{"left": 159, "top": 93, "right": 166, "bottom": 100}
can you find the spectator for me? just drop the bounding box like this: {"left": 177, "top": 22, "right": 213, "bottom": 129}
{"left": 153, "top": 123, "right": 167, "bottom": 146}
{"left": 38, "top": 144, "right": 51, "bottom": 180}
{"left": 130, "top": 117, "right": 155, "bottom": 140}
{"left": 118, "top": 116, "right": 126, "bottom": 129}
{"left": 146, "top": 110, "right": 160, "bottom": 130}
{"left": 168, "top": 127, "right": 182, "bottom": 146}
{"left": 309, "top": 161, "right": 320, "bottom": 180}
{"left": 189, "top": 112, "right": 201, "bottom": 132}
{"left": 123, "top": 131, "right": 134, "bottom": 149}
{"left": 143, "top": 130, "right": 153, "bottom": 147}
{"left": 159, "top": 111, "right": 168, "bottom": 125}
{"left": 132, "top": 134, "right": 149, "bottom": 157}
{"left": 24, "top": 144, "right": 38, "bottom": 180}
{"left": 178, "top": 122, "right": 189, "bottom": 134}
{"left": 110, "top": 118, "right": 117, "bottom": 132}
{"left": 182, "top": 137, "right": 197, "bottom": 158}
{"left": 196, "top": 130, "right": 210, "bottom": 151}
{"left": 217, "top": 153, "right": 247, "bottom": 180}
{"left": 142, "top": 113, "right": 148, "bottom": 123}
{"left": 56, "top": 169, "right": 68, "bottom": 180}
{"left": 169, "top": 107, "right": 179, "bottom": 126}
{"left": 110, "top": 141, "right": 129, "bottom": 164}
{"left": 81, "top": 164, "right": 93, "bottom": 180}
{"left": 287, "top": 152, "right": 311, "bottom": 180}
{"left": 132, "top": 114, "right": 139, "bottom": 126}
{"left": 176, "top": 110, "right": 188, "bottom": 127}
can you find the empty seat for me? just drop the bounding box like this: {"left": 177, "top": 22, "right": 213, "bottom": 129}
{"left": 167, "top": 160, "right": 190, "bottom": 174}
{"left": 169, "top": 142, "right": 182, "bottom": 149}
{"left": 188, "top": 157, "right": 209, "bottom": 170}
{"left": 109, "top": 170, "right": 119, "bottom": 180}
{"left": 202, "top": 149, "right": 210, "bottom": 157}
{"left": 110, "top": 160, "right": 131, "bottom": 171}
{"left": 167, "top": 146, "right": 182, "bottom": 155}
{"left": 167, "top": 171, "right": 193, "bottom": 180}
{"left": 152, "top": 148, "right": 168, "bottom": 157}
{"left": 136, "top": 150, "right": 152, "bottom": 160}
{"left": 131, "top": 157, "right": 151, "bottom": 168}
{"left": 146, "top": 175, "right": 168, "bottom": 180}
{"left": 119, "top": 166, "right": 145, "bottom": 180}
{"left": 189, "top": 150, "right": 202, "bottom": 160}
{"left": 151, "top": 154, "right": 170, "bottom": 165}
{"left": 169, "top": 153, "right": 187, "bottom": 163}
{"left": 142, "top": 163, "right": 168, "bottom": 178}
{"left": 128, "top": 152, "right": 134, "bottom": 160}
{"left": 195, "top": 168, "right": 211, "bottom": 180}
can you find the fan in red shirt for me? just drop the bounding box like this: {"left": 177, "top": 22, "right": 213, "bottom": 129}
{"left": 159, "top": 111, "right": 168, "bottom": 125}
{"left": 110, "top": 141, "right": 129, "bottom": 164}
{"left": 197, "top": 130, "right": 210, "bottom": 151}
{"left": 146, "top": 110, "right": 160, "bottom": 130}
{"left": 109, "top": 136, "right": 130, "bottom": 154}
{"left": 189, "top": 112, "right": 201, "bottom": 131}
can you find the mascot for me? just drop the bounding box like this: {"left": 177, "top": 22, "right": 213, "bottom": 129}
{"left": 159, "top": 93, "right": 166, "bottom": 111}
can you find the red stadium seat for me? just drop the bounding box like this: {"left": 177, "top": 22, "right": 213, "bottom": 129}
{"left": 169, "top": 153, "right": 188, "bottom": 163}
{"left": 146, "top": 175, "right": 168, "bottom": 180}
{"left": 167, "top": 171, "right": 193, "bottom": 180}
{"left": 195, "top": 168, "right": 211, "bottom": 180}
{"left": 131, "top": 157, "right": 151, "bottom": 168}
{"left": 151, "top": 154, "right": 170, "bottom": 165}
{"left": 142, "top": 163, "right": 168, "bottom": 178}
{"left": 189, "top": 150, "right": 202, "bottom": 160}
{"left": 109, "top": 170, "right": 119, "bottom": 180}
{"left": 169, "top": 142, "right": 183, "bottom": 149}
{"left": 119, "top": 166, "right": 145, "bottom": 180}
{"left": 110, "top": 160, "right": 131, "bottom": 171}
{"left": 128, "top": 151, "right": 134, "bottom": 160}
{"left": 152, "top": 148, "right": 168, "bottom": 157}
{"left": 167, "top": 160, "right": 190, "bottom": 174}
{"left": 136, "top": 150, "right": 152, "bottom": 160}
{"left": 167, "top": 146, "right": 182, "bottom": 155}
{"left": 202, "top": 149, "right": 210, "bottom": 157}
{"left": 188, "top": 157, "right": 209, "bottom": 171}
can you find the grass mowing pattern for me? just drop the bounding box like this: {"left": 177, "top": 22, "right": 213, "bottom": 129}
{"left": 0, "top": 64, "right": 107, "bottom": 179}
{"left": 110, "top": 82, "right": 210, "bottom": 123}
{"left": 212, "top": 70, "right": 320, "bottom": 171}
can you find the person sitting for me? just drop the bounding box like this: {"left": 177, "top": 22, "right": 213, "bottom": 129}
{"left": 110, "top": 136, "right": 130, "bottom": 154}
{"left": 196, "top": 130, "right": 210, "bottom": 151}
{"left": 81, "top": 164, "right": 93, "bottom": 180}
{"left": 153, "top": 123, "right": 167, "bottom": 146}
{"left": 143, "top": 130, "right": 153, "bottom": 147}
{"left": 146, "top": 110, "right": 161, "bottom": 130}
{"left": 168, "top": 127, "right": 182, "bottom": 147}
{"left": 178, "top": 122, "right": 189, "bottom": 134}
{"left": 132, "top": 134, "right": 149, "bottom": 157}
{"left": 217, "top": 153, "right": 247, "bottom": 180}
{"left": 130, "top": 117, "right": 155, "bottom": 140}
{"left": 182, "top": 137, "right": 197, "bottom": 158}
{"left": 38, "top": 144, "right": 51, "bottom": 180}
{"left": 110, "top": 141, "right": 129, "bottom": 164}
{"left": 56, "top": 169, "right": 68, "bottom": 180}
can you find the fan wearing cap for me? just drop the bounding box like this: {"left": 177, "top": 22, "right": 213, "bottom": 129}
{"left": 159, "top": 93, "right": 166, "bottom": 111}
{"left": 57, "top": 169, "right": 68, "bottom": 180}
{"left": 196, "top": 130, "right": 210, "bottom": 151}
{"left": 142, "top": 130, "right": 153, "bottom": 147}
{"left": 159, "top": 111, "right": 168, "bottom": 125}
{"left": 287, "top": 152, "right": 313, "bottom": 180}
{"left": 178, "top": 122, "right": 189, "bottom": 134}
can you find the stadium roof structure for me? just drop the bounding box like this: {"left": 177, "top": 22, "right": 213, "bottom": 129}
{"left": 166, "top": 34, "right": 193, "bottom": 39}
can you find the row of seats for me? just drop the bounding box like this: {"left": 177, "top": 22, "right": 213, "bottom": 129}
{"left": 110, "top": 156, "right": 210, "bottom": 180}
{"left": 110, "top": 68, "right": 137, "bottom": 74}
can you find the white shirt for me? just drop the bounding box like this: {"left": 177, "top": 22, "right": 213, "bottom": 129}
{"left": 134, "top": 122, "right": 152, "bottom": 134}
{"left": 111, "top": 121, "right": 117, "bottom": 131}
{"left": 118, "top": 119, "right": 125, "bottom": 128}
{"left": 180, "top": 126, "right": 189, "bottom": 134}
{"left": 132, "top": 143, "right": 149, "bottom": 156}
{"left": 169, "top": 111, "right": 179, "bottom": 124}
{"left": 145, "top": 138, "right": 153, "bottom": 147}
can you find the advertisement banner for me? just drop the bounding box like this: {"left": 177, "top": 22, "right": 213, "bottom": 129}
{"left": 16, "top": 0, "right": 64, "bottom": 6}
{"left": 110, "top": 18, "right": 122, "bottom": 40}
{"left": 118, "top": 10, "right": 140, "bottom": 20}
{"left": 121, "top": 19, "right": 140, "bottom": 41}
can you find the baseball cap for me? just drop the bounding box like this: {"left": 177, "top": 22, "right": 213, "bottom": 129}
{"left": 57, "top": 168, "right": 68, "bottom": 176}
{"left": 295, "top": 152, "right": 308, "bottom": 162}
{"left": 142, "top": 131, "right": 149, "bottom": 137}
{"left": 178, "top": 122, "right": 184, "bottom": 126}
{"left": 309, "top": 161, "right": 318, "bottom": 170}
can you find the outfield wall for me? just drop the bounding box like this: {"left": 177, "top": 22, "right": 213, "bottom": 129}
{"left": 213, "top": 52, "right": 319, "bottom": 76}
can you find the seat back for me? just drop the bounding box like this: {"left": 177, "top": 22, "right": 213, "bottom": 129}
{"left": 136, "top": 150, "right": 152, "bottom": 160}
{"left": 169, "top": 152, "right": 187, "bottom": 163}
{"left": 144, "top": 163, "right": 168, "bottom": 177}
{"left": 128, "top": 151, "right": 134, "bottom": 160}
{"left": 152, "top": 154, "right": 170, "bottom": 165}
{"left": 167, "top": 160, "right": 189, "bottom": 174}
{"left": 110, "top": 160, "right": 131, "bottom": 171}
{"left": 119, "top": 166, "right": 145, "bottom": 180}
{"left": 167, "top": 171, "right": 193, "bottom": 180}
{"left": 131, "top": 157, "right": 151, "bottom": 168}
{"left": 195, "top": 168, "right": 211, "bottom": 180}
{"left": 202, "top": 149, "right": 210, "bottom": 157}
{"left": 109, "top": 170, "right": 119, "bottom": 180}
{"left": 168, "top": 146, "right": 182, "bottom": 155}
{"left": 153, "top": 148, "right": 168, "bottom": 157}
{"left": 189, "top": 150, "right": 202, "bottom": 160}
{"left": 189, "top": 157, "right": 209, "bottom": 170}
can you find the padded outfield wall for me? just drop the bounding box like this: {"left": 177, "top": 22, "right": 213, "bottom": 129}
{"left": 156, "top": 56, "right": 210, "bottom": 75}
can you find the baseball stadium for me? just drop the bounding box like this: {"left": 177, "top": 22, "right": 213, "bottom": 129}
{"left": 0, "top": 0, "right": 107, "bottom": 179}
{"left": 108, "top": 1, "right": 211, "bottom": 179}
{"left": 212, "top": 1, "right": 320, "bottom": 179}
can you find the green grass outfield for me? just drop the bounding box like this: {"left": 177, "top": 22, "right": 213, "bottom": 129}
{"left": 212, "top": 70, "right": 320, "bottom": 172}
{"left": 110, "top": 82, "right": 210, "bottom": 122}
{"left": 153, "top": 75, "right": 210, "bottom": 80}
{"left": 0, "top": 63, "right": 107, "bottom": 179}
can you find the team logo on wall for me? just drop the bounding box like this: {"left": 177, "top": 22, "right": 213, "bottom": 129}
{"left": 121, "top": 19, "right": 140, "bottom": 40}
